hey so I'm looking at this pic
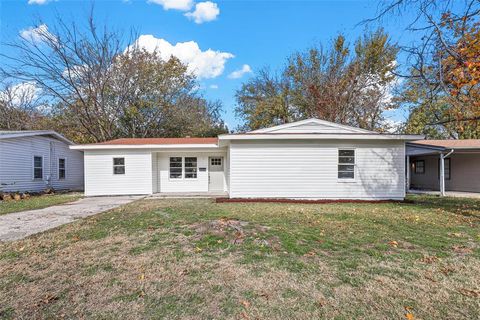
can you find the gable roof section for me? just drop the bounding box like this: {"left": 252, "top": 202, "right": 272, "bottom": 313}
{"left": 0, "top": 130, "right": 74, "bottom": 145}
{"left": 250, "top": 118, "right": 375, "bottom": 134}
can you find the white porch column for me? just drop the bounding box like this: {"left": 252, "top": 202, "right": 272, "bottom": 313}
{"left": 439, "top": 153, "right": 445, "bottom": 196}
{"left": 406, "top": 155, "right": 410, "bottom": 192}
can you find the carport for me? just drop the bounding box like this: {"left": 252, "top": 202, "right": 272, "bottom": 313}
{"left": 406, "top": 140, "right": 480, "bottom": 196}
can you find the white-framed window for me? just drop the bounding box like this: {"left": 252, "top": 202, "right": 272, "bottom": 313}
{"left": 169, "top": 157, "right": 182, "bottom": 179}
{"left": 58, "top": 158, "right": 66, "bottom": 180}
{"left": 113, "top": 157, "right": 125, "bottom": 175}
{"left": 33, "top": 156, "right": 43, "bottom": 179}
{"left": 169, "top": 157, "right": 198, "bottom": 179}
{"left": 184, "top": 157, "right": 198, "bottom": 179}
{"left": 338, "top": 149, "right": 355, "bottom": 179}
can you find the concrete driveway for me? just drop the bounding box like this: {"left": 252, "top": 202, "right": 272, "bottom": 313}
{"left": 0, "top": 195, "right": 143, "bottom": 242}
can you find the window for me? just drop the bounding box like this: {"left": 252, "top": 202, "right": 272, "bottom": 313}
{"left": 211, "top": 158, "right": 222, "bottom": 166}
{"left": 414, "top": 160, "right": 425, "bottom": 174}
{"left": 113, "top": 157, "right": 125, "bottom": 175}
{"left": 169, "top": 157, "right": 182, "bottom": 179}
{"left": 438, "top": 158, "right": 451, "bottom": 180}
{"left": 338, "top": 149, "right": 355, "bottom": 179}
{"left": 445, "top": 158, "right": 451, "bottom": 180}
{"left": 184, "top": 157, "right": 197, "bottom": 179}
{"left": 58, "top": 158, "right": 66, "bottom": 180}
{"left": 33, "top": 156, "right": 43, "bottom": 179}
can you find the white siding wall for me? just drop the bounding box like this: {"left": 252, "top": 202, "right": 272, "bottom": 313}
{"left": 229, "top": 140, "right": 406, "bottom": 200}
{"left": 0, "top": 136, "right": 84, "bottom": 192}
{"left": 157, "top": 151, "right": 227, "bottom": 193}
{"left": 84, "top": 150, "right": 153, "bottom": 196}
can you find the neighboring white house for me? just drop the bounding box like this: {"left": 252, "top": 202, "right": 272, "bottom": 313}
{"left": 71, "top": 118, "right": 423, "bottom": 199}
{"left": 0, "top": 130, "right": 84, "bottom": 193}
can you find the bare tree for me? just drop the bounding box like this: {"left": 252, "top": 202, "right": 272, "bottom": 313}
{"left": 0, "top": 10, "right": 136, "bottom": 141}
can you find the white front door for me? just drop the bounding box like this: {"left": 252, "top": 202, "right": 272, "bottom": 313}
{"left": 209, "top": 157, "right": 224, "bottom": 192}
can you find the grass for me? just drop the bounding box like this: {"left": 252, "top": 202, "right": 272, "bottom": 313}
{"left": 0, "top": 195, "right": 479, "bottom": 319}
{"left": 0, "top": 192, "right": 82, "bottom": 215}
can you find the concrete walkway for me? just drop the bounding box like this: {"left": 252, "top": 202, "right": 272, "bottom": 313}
{"left": 0, "top": 196, "right": 143, "bottom": 242}
{"left": 408, "top": 189, "right": 480, "bottom": 199}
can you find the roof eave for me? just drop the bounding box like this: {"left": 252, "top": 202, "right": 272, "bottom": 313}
{"left": 70, "top": 143, "right": 221, "bottom": 150}
{"left": 0, "top": 131, "right": 74, "bottom": 145}
{"left": 219, "top": 133, "right": 425, "bottom": 141}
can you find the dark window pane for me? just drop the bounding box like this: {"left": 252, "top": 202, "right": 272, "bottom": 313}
{"left": 185, "top": 173, "right": 197, "bottom": 179}
{"left": 34, "top": 156, "right": 42, "bottom": 167}
{"left": 59, "top": 169, "right": 66, "bottom": 179}
{"left": 170, "top": 162, "right": 182, "bottom": 167}
{"left": 338, "top": 165, "right": 354, "bottom": 172}
{"left": 114, "top": 166, "right": 125, "bottom": 174}
{"left": 114, "top": 158, "right": 125, "bottom": 166}
{"left": 59, "top": 158, "right": 66, "bottom": 169}
{"left": 170, "top": 157, "right": 182, "bottom": 163}
{"left": 338, "top": 171, "right": 354, "bottom": 179}
{"left": 339, "top": 150, "right": 354, "bottom": 157}
{"left": 34, "top": 168, "right": 43, "bottom": 179}
{"left": 170, "top": 167, "right": 182, "bottom": 179}
{"left": 339, "top": 156, "right": 355, "bottom": 164}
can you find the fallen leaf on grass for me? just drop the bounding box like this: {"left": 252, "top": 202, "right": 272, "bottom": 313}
{"left": 404, "top": 306, "right": 415, "bottom": 320}
{"left": 38, "top": 294, "right": 58, "bottom": 306}
{"left": 303, "top": 250, "right": 316, "bottom": 257}
{"left": 240, "top": 300, "right": 250, "bottom": 308}
{"left": 457, "top": 288, "right": 480, "bottom": 297}
{"left": 421, "top": 255, "right": 439, "bottom": 264}
{"left": 405, "top": 313, "right": 415, "bottom": 320}
{"left": 388, "top": 240, "right": 399, "bottom": 248}
{"left": 452, "top": 245, "right": 473, "bottom": 255}
{"left": 195, "top": 247, "right": 203, "bottom": 253}
{"left": 440, "top": 266, "right": 455, "bottom": 275}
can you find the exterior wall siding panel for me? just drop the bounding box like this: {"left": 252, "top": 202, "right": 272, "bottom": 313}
{"left": 84, "top": 150, "right": 152, "bottom": 196}
{"left": 229, "top": 140, "right": 405, "bottom": 199}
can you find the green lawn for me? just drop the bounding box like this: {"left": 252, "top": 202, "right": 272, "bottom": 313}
{"left": 0, "top": 195, "right": 479, "bottom": 319}
{"left": 0, "top": 193, "right": 82, "bottom": 215}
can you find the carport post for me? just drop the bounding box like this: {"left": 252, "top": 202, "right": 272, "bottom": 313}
{"left": 439, "top": 149, "right": 454, "bottom": 197}
{"left": 439, "top": 153, "right": 445, "bottom": 196}
{"left": 406, "top": 155, "right": 410, "bottom": 191}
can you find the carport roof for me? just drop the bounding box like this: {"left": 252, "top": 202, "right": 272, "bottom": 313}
{"left": 410, "top": 139, "right": 480, "bottom": 150}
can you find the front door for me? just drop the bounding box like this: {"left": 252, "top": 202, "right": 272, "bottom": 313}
{"left": 209, "top": 157, "right": 224, "bottom": 192}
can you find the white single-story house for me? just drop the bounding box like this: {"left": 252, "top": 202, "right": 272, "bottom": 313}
{"left": 406, "top": 139, "right": 480, "bottom": 195}
{"left": 0, "top": 130, "right": 84, "bottom": 193}
{"left": 71, "top": 118, "right": 423, "bottom": 200}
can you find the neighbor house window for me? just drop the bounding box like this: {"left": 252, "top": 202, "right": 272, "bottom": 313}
{"left": 58, "top": 158, "right": 66, "bottom": 179}
{"left": 33, "top": 156, "right": 43, "bottom": 179}
{"left": 184, "top": 157, "right": 197, "bottom": 179}
{"left": 414, "top": 160, "right": 425, "bottom": 174}
{"left": 113, "top": 157, "right": 125, "bottom": 175}
{"left": 169, "top": 157, "right": 182, "bottom": 179}
{"left": 338, "top": 149, "right": 355, "bottom": 179}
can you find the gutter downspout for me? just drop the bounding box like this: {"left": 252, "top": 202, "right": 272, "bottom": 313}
{"left": 440, "top": 149, "right": 454, "bottom": 196}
